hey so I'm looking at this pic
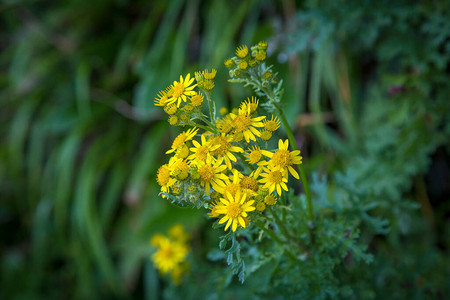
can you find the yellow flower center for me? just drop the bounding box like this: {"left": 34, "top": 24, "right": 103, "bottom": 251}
{"left": 264, "top": 120, "right": 279, "bottom": 132}
{"left": 173, "top": 83, "right": 185, "bottom": 98}
{"left": 249, "top": 150, "right": 262, "bottom": 163}
{"left": 177, "top": 145, "right": 190, "bottom": 159}
{"left": 260, "top": 130, "right": 272, "bottom": 141}
{"left": 172, "top": 134, "right": 187, "bottom": 149}
{"left": 212, "top": 136, "right": 231, "bottom": 156}
{"left": 157, "top": 166, "right": 170, "bottom": 186}
{"left": 268, "top": 170, "right": 283, "bottom": 184}
{"left": 198, "top": 164, "right": 214, "bottom": 182}
{"left": 271, "top": 150, "right": 292, "bottom": 168}
{"left": 224, "top": 183, "right": 240, "bottom": 199}
{"left": 226, "top": 202, "right": 242, "bottom": 218}
{"left": 160, "top": 245, "right": 175, "bottom": 260}
{"left": 264, "top": 194, "right": 277, "bottom": 206}
{"left": 195, "top": 145, "right": 209, "bottom": 161}
{"left": 240, "top": 176, "right": 259, "bottom": 192}
{"left": 190, "top": 94, "right": 203, "bottom": 107}
{"left": 233, "top": 114, "right": 251, "bottom": 132}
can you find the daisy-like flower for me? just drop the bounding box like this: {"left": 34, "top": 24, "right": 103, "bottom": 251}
{"left": 216, "top": 114, "right": 233, "bottom": 134}
{"left": 167, "top": 74, "right": 197, "bottom": 107}
{"left": 202, "top": 69, "right": 217, "bottom": 80}
{"left": 261, "top": 139, "right": 303, "bottom": 179}
{"left": 154, "top": 87, "right": 173, "bottom": 107}
{"left": 264, "top": 193, "right": 278, "bottom": 206}
{"left": 166, "top": 127, "right": 198, "bottom": 154}
{"left": 244, "top": 145, "right": 265, "bottom": 165}
{"left": 156, "top": 164, "right": 177, "bottom": 196}
{"left": 259, "top": 166, "right": 289, "bottom": 196}
{"left": 229, "top": 106, "right": 265, "bottom": 143}
{"left": 240, "top": 96, "right": 259, "bottom": 114}
{"left": 215, "top": 189, "right": 255, "bottom": 232}
{"left": 189, "top": 92, "right": 204, "bottom": 107}
{"left": 151, "top": 236, "right": 188, "bottom": 274}
{"left": 197, "top": 157, "right": 227, "bottom": 195}
{"left": 221, "top": 169, "right": 244, "bottom": 200}
{"left": 263, "top": 115, "right": 281, "bottom": 132}
{"left": 188, "top": 134, "right": 218, "bottom": 166}
{"left": 240, "top": 170, "right": 260, "bottom": 194}
{"left": 210, "top": 134, "right": 244, "bottom": 169}
{"left": 235, "top": 45, "right": 249, "bottom": 59}
{"left": 208, "top": 200, "right": 221, "bottom": 218}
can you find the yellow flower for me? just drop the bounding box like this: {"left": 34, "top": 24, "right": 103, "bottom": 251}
{"left": 168, "top": 115, "right": 179, "bottom": 126}
{"left": 259, "top": 166, "right": 289, "bottom": 196}
{"left": 156, "top": 164, "right": 176, "bottom": 195}
{"left": 264, "top": 193, "right": 278, "bottom": 206}
{"left": 216, "top": 115, "right": 233, "bottom": 134}
{"left": 168, "top": 224, "right": 189, "bottom": 244}
{"left": 151, "top": 236, "right": 188, "bottom": 274}
{"left": 263, "top": 115, "right": 280, "bottom": 132}
{"left": 208, "top": 200, "right": 221, "bottom": 218}
{"left": 188, "top": 134, "right": 218, "bottom": 166}
{"left": 219, "top": 107, "right": 228, "bottom": 115}
{"left": 169, "top": 157, "right": 190, "bottom": 180}
{"left": 224, "top": 58, "right": 234, "bottom": 68}
{"left": 260, "top": 130, "right": 272, "bottom": 141}
{"left": 240, "top": 96, "right": 259, "bottom": 114}
{"left": 235, "top": 45, "right": 249, "bottom": 58}
{"left": 244, "top": 145, "right": 264, "bottom": 165}
{"left": 221, "top": 169, "right": 243, "bottom": 200}
{"left": 261, "top": 139, "right": 302, "bottom": 179}
{"left": 189, "top": 92, "right": 204, "bottom": 107}
{"left": 229, "top": 107, "right": 265, "bottom": 143}
{"left": 154, "top": 87, "right": 173, "bottom": 107}
{"left": 202, "top": 69, "right": 217, "bottom": 80}
{"left": 166, "top": 127, "right": 198, "bottom": 154}
{"left": 215, "top": 189, "right": 255, "bottom": 232}
{"left": 255, "top": 50, "right": 266, "bottom": 61}
{"left": 240, "top": 171, "right": 260, "bottom": 194}
{"left": 210, "top": 134, "right": 244, "bottom": 169}
{"left": 168, "top": 74, "right": 197, "bottom": 107}
{"left": 256, "top": 202, "right": 266, "bottom": 211}
{"left": 197, "top": 157, "right": 227, "bottom": 195}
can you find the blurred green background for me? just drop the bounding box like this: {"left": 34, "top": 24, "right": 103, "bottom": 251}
{"left": 1, "top": 0, "right": 449, "bottom": 299}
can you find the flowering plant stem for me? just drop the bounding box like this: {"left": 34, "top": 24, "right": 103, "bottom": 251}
{"left": 254, "top": 220, "right": 298, "bottom": 262}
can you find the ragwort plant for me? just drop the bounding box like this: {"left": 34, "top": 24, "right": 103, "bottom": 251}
{"left": 153, "top": 41, "right": 320, "bottom": 283}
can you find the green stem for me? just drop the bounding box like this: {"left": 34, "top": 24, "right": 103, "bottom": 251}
{"left": 254, "top": 220, "right": 298, "bottom": 262}
{"left": 205, "top": 91, "right": 215, "bottom": 123}
{"left": 272, "top": 100, "right": 314, "bottom": 224}
{"left": 191, "top": 122, "right": 211, "bottom": 133}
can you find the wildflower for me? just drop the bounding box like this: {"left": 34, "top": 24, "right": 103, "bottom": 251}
{"left": 166, "top": 128, "right": 198, "bottom": 154}
{"left": 203, "top": 80, "right": 215, "bottom": 91}
{"left": 154, "top": 87, "right": 172, "bottom": 107}
{"left": 256, "top": 202, "right": 266, "bottom": 211}
{"left": 151, "top": 236, "right": 188, "bottom": 274}
{"left": 224, "top": 58, "right": 234, "bottom": 68}
{"left": 168, "top": 74, "right": 197, "bottom": 107}
{"left": 259, "top": 166, "right": 289, "bottom": 196}
{"left": 264, "top": 193, "right": 278, "bottom": 206}
{"left": 240, "top": 171, "right": 260, "bottom": 193}
{"left": 263, "top": 115, "right": 280, "bottom": 132}
{"left": 261, "top": 139, "right": 302, "bottom": 179}
{"left": 215, "top": 189, "right": 255, "bottom": 232}
{"left": 240, "top": 96, "right": 259, "bottom": 114}
{"left": 216, "top": 115, "right": 233, "bottom": 134}
{"left": 244, "top": 145, "right": 263, "bottom": 164}
{"left": 168, "top": 115, "right": 179, "bottom": 126}
{"left": 229, "top": 107, "right": 265, "bottom": 143}
{"left": 203, "top": 69, "right": 217, "bottom": 80}
{"left": 235, "top": 45, "right": 249, "bottom": 58}
{"left": 221, "top": 170, "right": 243, "bottom": 201}
{"left": 197, "top": 157, "right": 227, "bottom": 195}
{"left": 260, "top": 130, "right": 272, "bottom": 141}
{"left": 164, "top": 103, "right": 178, "bottom": 115}
{"left": 238, "top": 60, "right": 248, "bottom": 70}
{"left": 168, "top": 224, "right": 189, "bottom": 244}
{"left": 188, "top": 134, "right": 218, "bottom": 165}
{"left": 208, "top": 200, "right": 221, "bottom": 218}
{"left": 219, "top": 107, "right": 228, "bottom": 115}
{"left": 157, "top": 164, "right": 176, "bottom": 195}
{"left": 258, "top": 41, "right": 268, "bottom": 50}
{"left": 210, "top": 135, "right": 244, "bottom": 169}
{"left": 190, "top": 92, "right": 204, "bottom": 107}
{"left": 255, "top": 50, "right": 266, "bottom": 62}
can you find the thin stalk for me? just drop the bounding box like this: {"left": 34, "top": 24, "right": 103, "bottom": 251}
{"left": 272, "top": 100, "right": 314, "bottom": 224}
{"left": 254, "top": 220, "right": 298, "bottom": 262}
{"left": 205, "top": 91, "right": 215, "bottom": 123}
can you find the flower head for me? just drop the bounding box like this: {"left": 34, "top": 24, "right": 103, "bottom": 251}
{"left": 261, "top": 139, "right": 302, "bottom": 179}
{"left": 229, "top": 107, "right": 265, "bottom": 143}
{"left": 197, "top": 157, "right": 227, "bottom": 195}
{"left": 263, "top": 115, "right": 280, "bottom": 132}
{"left": 166, "top": 127, "right": 198, "bottom": 154}
{"left": 259, "top": 166, "right": 288, "bottom": 196}
{"left": 235, "top": 45, "right": 249, "bottom": 58}
{"left": 215, "top": 189, "right": 255, "bottom": 232}
{"left": 168, "top": 74, "right": 197, "bottom": 107}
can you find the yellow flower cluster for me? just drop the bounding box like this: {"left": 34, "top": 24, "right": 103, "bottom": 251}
{"left": 154, "top": 44, "right": 302, "bottom": 233}
{"left": 224, "top": 41, "right": 269, "bottom": 79}
{"left": 150, "top": 224, "right": 190, "bottom": 285}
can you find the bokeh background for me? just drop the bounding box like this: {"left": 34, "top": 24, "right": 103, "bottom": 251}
{"left": 1, "top": 0, "right": 449, "bottom": 299}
